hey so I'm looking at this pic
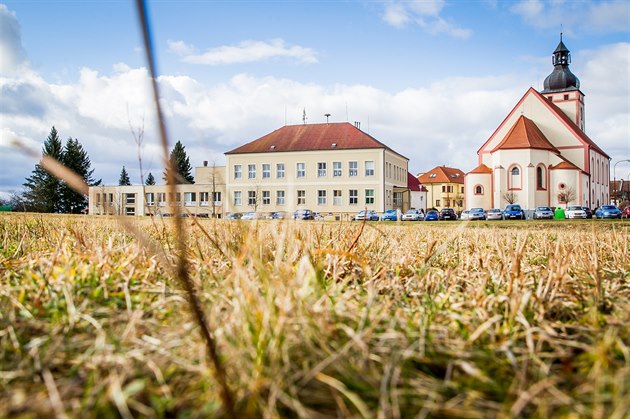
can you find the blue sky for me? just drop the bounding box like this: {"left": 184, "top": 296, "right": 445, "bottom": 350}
{"left": 1, "top": 0, "right": 629, "bottom": 197}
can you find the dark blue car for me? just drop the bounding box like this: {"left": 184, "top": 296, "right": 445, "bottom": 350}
{"left": 594, "top": 205, "right": 621, "bottom": 219}
{"left": 504, "top": 204, "right": 525, "bottom": 220}
{"left": 424, "top": 210, "right": 439, "bottom": 221}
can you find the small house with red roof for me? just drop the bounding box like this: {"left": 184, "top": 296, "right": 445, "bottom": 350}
{"left": 465, "top": 36, "right": 610, "bottom": 210}
{"left": 417, "top": 165, "right": 465, "bottom": 212}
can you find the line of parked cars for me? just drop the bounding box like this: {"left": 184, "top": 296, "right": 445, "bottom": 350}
{"left": 223, "top": 203, "right": 628, "bottom": 222}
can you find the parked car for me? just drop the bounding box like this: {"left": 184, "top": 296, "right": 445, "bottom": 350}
{"left": 270, "top": 211, "right": 289, "bottom": 220}
{"left": 225, "top": 212, "right": 242, "bottom": 220}
{"left": 486, "top": 208, "right": 503, "bottom": 220}
{"left": 504, "top": 204, "right": 525, "bottom": 220}
{"left": 622, "top": 206, "right": 630, "bottom": 219}
{"left": 355, "top": 210, "right": 379, "bottom": 221}
{"left": 594, "top": 205, "right": 622, "bottom": 219}
{"left": 533, "top": 206, "right": 554, "bottom": 220}
{"left": 460, "top": 210, "right": 472, "bottom": 220}
{"left": 581, "top": 207, "right": 593, "bottom": 219}
{"left": 293, "top": 209, "right": 314, "bottom": 220}
{"left": 241, "top": 211, "right": 262, "bottom": 220}
{"left": 439, "top": 208, "right": 457, "bottom": 220}
{"left": 468, "top": 208, "right": 486, "bottom": 220}
{"left": 381, "top": 209, "right": 399, "bottom": 221}
{"left": 424, "top": 210, "right": 439, "bottom": 221}
{"left": 565, "top": 205, "right": 587, "bottom": 219}
{"left": 402, "top": 209, "right": 423, "bottom": 221}
{"left": 313, "top": 212, "right": 325, "bottom": 221}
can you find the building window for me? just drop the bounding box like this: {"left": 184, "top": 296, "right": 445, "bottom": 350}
{"left": 276, "top": 190, "right": 285, "bottom": 205}
{"left": 333, "top": 190, "right": 342, "bottom": 205}
{"left": 262, "top": 164, "right": 271, "bottom": 179}
{"left": 349, "top": 161, "right": 358, "bottom": 177}
{"left": 317, "top": 162, "right": 327, "bottom": 177}
{"left": 212, "top": 191, "right": 221, "bottom": 203}
{"left": 234, "top": 191, "right": 242, "bottom": 206}
{"left": 365, "top": 161, "right": 375, "bottom": 176}
{"left": 199, "top": 192, "right": 209, "bottom": 204}
{"left": 461, "top": 186, "right": 464, "bottom": 193}
{"left": 508, "top": 165, "right": 522, "bottom": 190}
{"left": 184, "top": 192, "right": 196, "bottom": 206}
{"left": 349, "top": 189, "right": 358, "bottom": 205}
{"left": 297, "top": 190, "right": 306, "bottom": 205}
{"left": 125, "top": 193, "right": 135, "bottom": 205}
{"left": 248, "top": 164, "right": 256, "bottom": 179}
{"left": 365, "top": 189, "right": 375, "bottom": 204}
{"left": 262, "top": 190, "right": 270, "bottom": 205}
{"left": 333, "top": 161, "right": 342, "bottom": 177}
{"left": 145, "top": 193, "right": 154, "bottom": 205}
{"left": 248, "top": 191, "right": 257, "bottom": 206}
{"left": 234, "top": 165, "right": 242, "bottom": 179}
{"left": 318, "top": 190, "right": 327, "bottom": 205}
{"left": 125, "top": 207, "right": 135, "bottom": 216}
{"left": 157, "top": 193, "right": 165, "bottom": 205}
{"left": 297, "top": 163, "right": 305, "bottom": 178}
{"left": 436, "top": 200, "right": 441, "bottom": 207}
{"left": 276, "top": 163, "right": 285, "bottom": 178}
{"left": 474, "top": 185, "right": 484, "bottom": 195}
{"left": 536, "top": 165, "right": 546, "bottom": 190}
{"left": 563, "top": 94, "right": 569, "bottom": 100}
{"left": 442, "top": 185, "right": 446, "bottom": 193}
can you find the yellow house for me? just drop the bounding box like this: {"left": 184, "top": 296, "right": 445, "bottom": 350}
{"left": 225, "top": 122, "right": 410, "bottom": 218}
{"left": 417, "top": 165, "right": 465, "bottom": 211}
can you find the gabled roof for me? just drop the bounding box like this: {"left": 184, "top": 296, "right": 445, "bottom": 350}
{"left": 491, "top": 115, "right": 560, "bottom": 153}
{"left": 418, "top": 165, "right": 465, "bottom": 184}
{"left": 407, "top": 172, "right": 422, "bottom": 192}
{"left": 467, "top": 163, "right": 493, "bottom": 175}
{"left": 225, "top": 122, "right": 406, "bottom": 159}
{"left": 531, "top": 89, "right": 609, "bottom": 158}
{"left": 550, "top": 160, "right": 580, "bottom": 171}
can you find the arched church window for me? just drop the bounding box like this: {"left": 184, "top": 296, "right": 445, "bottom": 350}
{"left": 511, "top": 167, "right": 520, "bottom": 176}
{"left": 508, "top": 165, "right": 522, "bottom": 190}
{"left": 536, "top": 165, "right": 546, "bottom": 190}
{"left": 474, "top": 185, "right": 483, "bottom": 195}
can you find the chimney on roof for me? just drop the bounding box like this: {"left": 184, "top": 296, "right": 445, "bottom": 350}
{"left": 354, "top": 121, "right": 361, "bottom": 129}
{"left": 325, "top": 113, "right": 331, "bottom": 123}
{"left": 203, "top": 160, "right": 208, "bottom": 167}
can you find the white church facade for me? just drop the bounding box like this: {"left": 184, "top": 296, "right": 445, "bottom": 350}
{"left": 465, "top": 37, "right": 610, "bottom": 210}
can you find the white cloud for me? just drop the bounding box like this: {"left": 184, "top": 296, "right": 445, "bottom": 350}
{"left": 511, "top": 0, "right": 630, "bottom": 34}
{"left": 381, "top": 0, "right": 472, "bottom": 39}
{"left": 177, "top": 39, "right": 318, "bottom": 65}
{"left": 0, "top": 4, "right": 28, "bottom": 76}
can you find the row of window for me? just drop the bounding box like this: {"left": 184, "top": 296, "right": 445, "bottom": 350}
{"left": 385, "top": 161, "right": 406, "bottom": 183}
{"left": 434, "top": 199, "right": 463, "bottom": 207}
{"left": 441, "top": 185, "right": 465, "bottom": 194}
{"left": 232, "top": 189, "right": 376, "bottom": 206}
{"left": 145, "top": 192, "right": 222, "bottom": 205}
{"left": 233, "top": 161, "right": 375, "bottom": 180}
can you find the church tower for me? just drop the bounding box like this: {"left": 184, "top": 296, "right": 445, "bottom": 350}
{"left": 540, "top": 35, "right": 585, "bottom": 131}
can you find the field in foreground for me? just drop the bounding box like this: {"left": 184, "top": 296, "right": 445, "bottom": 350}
{"left": 1, "top": 214, "right": 629, "bottom": 418}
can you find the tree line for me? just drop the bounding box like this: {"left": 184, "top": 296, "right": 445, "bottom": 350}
{"left": 1, "top": 127, "right": 196, "bottom": 212}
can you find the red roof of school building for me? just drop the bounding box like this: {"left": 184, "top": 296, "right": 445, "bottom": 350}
{"left": 225, "top": 122, "right": 405, "bottom": 158}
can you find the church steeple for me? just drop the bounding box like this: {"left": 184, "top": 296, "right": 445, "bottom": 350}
{"left": 542, "top": 33, "right": 580, "bottom": 93}
{"left": 540, "top": 34, "right": 585, "bottom": 131}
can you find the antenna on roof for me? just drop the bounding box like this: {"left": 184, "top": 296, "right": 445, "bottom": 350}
{"left": 302, "top": 108, "right": 307, "bottom": 125}
{"left": 325, "top": 113, "right": 331, "bottom": 123}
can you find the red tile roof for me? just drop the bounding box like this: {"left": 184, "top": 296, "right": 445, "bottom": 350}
{"left": 418, "top": 166, "right": 465, "bottom": 184}
{"left": 550, "top": 160, "right": 580, "bottom": 170}
{"left": 491, "top": 115, "right": 560, "bottom": 153}
{"left": 467, "top": 163, "right": 493, "bottom": 174}
{"left": 225, "top": 122, "right": 404, "bottom": 157}
{"left": 407, "top": 172, "right": 422, "bottom": 191}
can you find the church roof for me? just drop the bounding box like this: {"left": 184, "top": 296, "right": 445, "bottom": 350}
{"left": 225, "top": 122, "right": 405, "bottom": 158}
{"left": 467, "top": 163, "right": 493, "bottom": 174}
{"left": 418, "top": 166, "right": 465, "bottom": 184}
{"left": 550, "top": 160, "right": 580, "bottom": 171}
{"left": 491, "top": 115, "right": 560, "bottom": 153}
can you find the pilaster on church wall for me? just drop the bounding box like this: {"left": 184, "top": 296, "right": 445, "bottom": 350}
{"left": 526, "top": 163, "right": 536, "bottom": 209}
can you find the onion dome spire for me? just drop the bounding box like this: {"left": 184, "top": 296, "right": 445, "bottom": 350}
{"left": 541, "top": 33, "right": 580, "bottom": 93}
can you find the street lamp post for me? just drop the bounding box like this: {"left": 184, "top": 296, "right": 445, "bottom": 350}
{"left": 613, "top": 159, "right": 630, "bottom": 205}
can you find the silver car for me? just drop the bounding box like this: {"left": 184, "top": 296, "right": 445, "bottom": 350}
{"left": 533, "top": 206, "right": 554, "bottom": 219}
{"left": 486, "top": 208, "right": 503, "bottom": 220}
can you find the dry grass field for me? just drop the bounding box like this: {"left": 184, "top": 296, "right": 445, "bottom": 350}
{"left": 1, "top": 213, "right": 629, "bottom": 418}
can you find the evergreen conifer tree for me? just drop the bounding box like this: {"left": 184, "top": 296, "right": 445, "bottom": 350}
{"left": 23, "top": 127, "right": 64, "bottom": 212}
{"left": 119, "top": 166, "right": 131, "bottom": 185}
{"left": 163, "top": 141, "right": 194, "bottom": 184}
{"left": 59, "top": 137, "right": 101, "bottom": 213}
{"left": 145, "top": 172, "right": 156, "bottom": 185}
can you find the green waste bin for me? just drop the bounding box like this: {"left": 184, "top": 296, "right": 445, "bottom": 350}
{"left": 554, "top": 206, "right": 565, "bottom": 219}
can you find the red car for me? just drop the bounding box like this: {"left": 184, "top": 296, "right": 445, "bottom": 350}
{"left": 622, "top": 206, "right": 630, "bottom": 219}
